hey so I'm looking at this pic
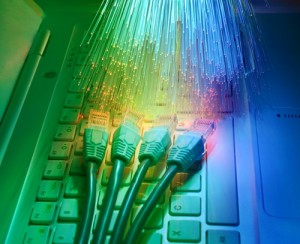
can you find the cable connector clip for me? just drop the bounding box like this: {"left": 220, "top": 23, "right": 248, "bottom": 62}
{"left": 83, "top": 110, "right": 110, "bottom": 166}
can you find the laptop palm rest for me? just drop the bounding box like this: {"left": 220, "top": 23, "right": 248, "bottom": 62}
{"left": 256, "top": 109, "right": 300, "bottom": 218}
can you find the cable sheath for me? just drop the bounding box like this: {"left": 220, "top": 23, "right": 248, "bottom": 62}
{"left": 93, "top": 159, "right": 125, "bottom": 244}
{"left": 110, "top": 158, "right": 151, "bottom": 244}
{"left": 124, "top": 165, "right": 179, "bottom": 244}
{"left": 77, "top": 162, "right": 98, "bottom": 244}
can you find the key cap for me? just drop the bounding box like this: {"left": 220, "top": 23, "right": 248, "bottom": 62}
{"left": 54, "top": 124, "right": 77, "bottom": 141}
{"left": 98, "top": 187, "right": 129, "bottom": 209}
{"left": 82, "top": 103, "right": 96, "bottom": 117}
{"left": 135, "top": 183, "right": 164, "bottom": 204}
{"left": 79, "top": 119, "right": 88, "bottom": 136}
{"left": 70, "top": 157, "right": 85, "bottom": 175}
{"left": 43, "top": 160, "right": 67, "bottom": 180}
{"left": 74, "top": 137, "right": 83, "bottom": 155}
{"left": 206, "top": 118, "right": 239, "bottom": 225}
{"left": 109, "top": 127, "right": 117, "bottom": 145}
{"left": 133, "top": 207, "right": 164, "bottom": 229}
{"left": 64, "top": 93, "right": 84, "bottom": 108}
{"left": 169, "top": 195, "right": 201, "bottom": 216}
{"left": 171, "top": 172, "right": 201, "bottom": 192}
{"left": 49, "top": 142, "right": 72, "bottom": 160}
{"left": 105, "top": 145, "right": 112, "bottom": 165}
{"left": 59, "top": 198, "right": 83, "bottom": 221}
{"left": 207, "top": 230, "right": 240, "bottom": 244}
{"left": 69, "top": 78, "right": 84, "bottom": 93}
{"left": 59, "top": 108, "right": 80, "bottom": 124}
{"left": 24, "top": 226, "right": 51, "bottom": 244}
{"left": 138, "top": 232, "right": 162, "bottom": 244}
{"left": 101, "top": 167, "right": 132, "bottom": 186}
{"left": 168, "top": 220, "right": 201, "bottom": 242}
{"left": 53, "top": 223, "right": 77, "bottom": 244}
{"left": 30, "top": 202, "right": 56, "bottom": 224}
{"left": 65, "top": 176, "right": 86, "bottom": 197}
{"left": 108, "top": 210, "right": 118, "bottom": 233}
{"left": 92, "top": 210, "right": 118, "bottom": 233}
{"left": 144, "top": 161, "right": 166, "bottom": 181}
{"left": 76, "top": 53, "right": 87, "bottom": 66}
{"left": 37, "top": 180, "right": 62, "bottom": 201}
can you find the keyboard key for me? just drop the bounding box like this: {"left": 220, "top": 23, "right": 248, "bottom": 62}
{"left": 79, "top": 119, "right": 88, "bottom": 136}
{"left": 144, "top": 161, "right": 166, "bottom": 181}
{"left": 170, "top": 195, "right": 201, "bottom": 216}
{"left": 92, "top": 210, "right": 118, "bottom": 233}
{"left": 69, "top": 78, "right": 84, "bottom": 93}
{"left": 59, "top": 198, "right": 83, "bottom": 221}
{"left": 98, "top": 187, "right": 129, "bottom": 209}
{"left": 168, "top": 220, "right": 201, "bottom": 242}
{"left": 70, "top": 157, "right": 85, "bottom": 175}
{"left": 108, "top": 210, "right": 119, "bottom": 233}
{"left": 43, "top": 160, "right": 67, "bottom": 180}
{"left": 207, "top": 230, "right": 240, "bottom": 244}
{"left": 37, "top": 180, "right": 62, "bottom": 201}
{"left": 207, "top": 118, "right": 239, "bottom": 225}
{"left": 30, "top": 202, "right": 56, "bottom": 224}
{"left": 82, "top": 103, "right": 97, "bottom": 117}
{"left": 74, "top": 137, "right": 83, "bottom": 155}
{"left": 24, "top": 226, "right": 50, "bottom": 244}
{"left": 135, "top": 183, "right": 164, "bottom": 204}
{"left": 101, "top": 167, "right": 132, "bottom": 186}
{"left": 49, "top": 142, "right": 73, "bottom": 160}
{"left": 105, "top": 145, "right": 112, "bottom": 165}
{"left": 171, "top": 172, "right": 201, "bottom": 192}
{"left": 138, "top": 232, "right": 162, "bottom": 244}
{"left": 59, "top": 108, "right": 80, "bottom": 124}
{"left": 76, "top": 53, "right": 88, "bottom": 66}
{"left": 54, "top": 124, "right": 77, "bottom": 141}
{"left": 109, "top": 127, "right": 117, "bottom": 145}
{"left": 65, "top": 176, "right": 86, "bottom": 197}
{"left": 64, "top": 93, "right": 84, "bottom": 108}
{"left": 133, "top": 207, "right": 164, "bottom": 229}
{"left": 53, "top": 223, "right": 77, "bottom": 244}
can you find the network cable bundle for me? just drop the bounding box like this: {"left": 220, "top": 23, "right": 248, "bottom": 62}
{"left": 70, "top": 0, "right": 263, "bottom": 243}
{"left": 76, "top": 110, "right": 215, "bottom": 243}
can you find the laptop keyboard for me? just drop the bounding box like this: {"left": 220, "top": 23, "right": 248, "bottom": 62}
{"left": 23, "top": 39, "right": 240, "bottom": 244}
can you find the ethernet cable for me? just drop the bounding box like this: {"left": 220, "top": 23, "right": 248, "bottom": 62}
{"left": 76, "top": 110, "right": 109, "bottom": 244}
{"left": 124, "top": 119, "right": 215, "bottom": 244}
{"left": 110, "top": 115, "right": 178, "bottom": 244}
{"left": 93, "top": 110, "right": 143, "bottom": 244}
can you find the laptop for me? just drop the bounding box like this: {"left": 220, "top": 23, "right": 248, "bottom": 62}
{"left": 1, "top": 0, "right": 300, "bottom": 243}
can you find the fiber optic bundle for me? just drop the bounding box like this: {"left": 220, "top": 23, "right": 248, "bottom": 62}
{"left": 75, "top": 0, "right": 264, "bottom": 117}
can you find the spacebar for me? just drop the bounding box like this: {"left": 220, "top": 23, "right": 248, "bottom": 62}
{"left": 206, "top": 118, "right": 239, "bottom": 225}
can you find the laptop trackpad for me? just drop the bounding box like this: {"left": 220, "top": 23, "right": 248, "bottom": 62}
{"left": 256, "top": 109, "right": 300, "bottom": 218}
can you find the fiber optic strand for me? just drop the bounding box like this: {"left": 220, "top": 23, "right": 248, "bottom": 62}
{"left": 124, "top": 119, "right": 216, "bottom": 244}
{"left": 74, "top": 0, "right": 264, "bottom": 117}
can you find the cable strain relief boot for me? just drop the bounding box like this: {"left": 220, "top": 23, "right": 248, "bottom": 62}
{"left": 83, "top": 127, "right": 109, "bottom": 167}
{"left": 111, "top": 123, "right": 141, "bottom": 164}
{"left": 138, "top": 127, "right": 171, "bottom": 165}
{"left": 167, "top": 132, "right": 205, "bottom": 172}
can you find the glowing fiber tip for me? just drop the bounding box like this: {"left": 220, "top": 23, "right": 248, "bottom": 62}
{"left": 76, "top": 0, "right": 264, "bottom": 117}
